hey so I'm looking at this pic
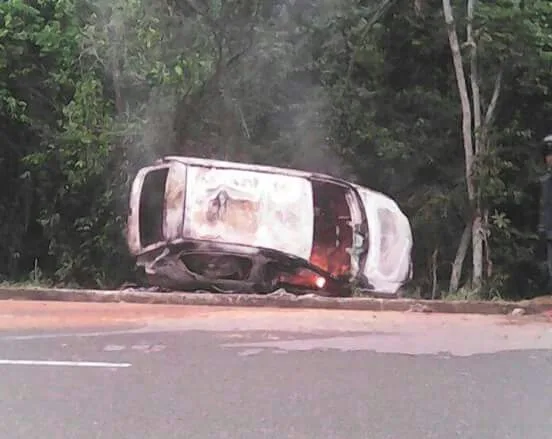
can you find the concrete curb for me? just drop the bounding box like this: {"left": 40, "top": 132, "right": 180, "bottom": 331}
{"left": 0, "top": 287, "right": 551, "bottom": 315}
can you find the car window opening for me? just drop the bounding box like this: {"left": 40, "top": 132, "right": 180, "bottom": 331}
{"left": 311, "top": 181, "right": 353, "bottom": 278}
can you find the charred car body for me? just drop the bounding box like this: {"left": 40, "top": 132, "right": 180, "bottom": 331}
{"left": 127, "top": 156, "right": 413, "bottom": 296}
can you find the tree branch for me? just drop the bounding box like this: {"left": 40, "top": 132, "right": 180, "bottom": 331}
{"left": 442, "top": 0, "right": 475, "bottom": 201}
{"left": 483, "top": 69, "right": 503, "bottom": 128}
{"left": 467, "top": 0, "right": 482, "bottom": 154}
{"left": 479, "top": 68, "right": 503, "bottom": 151}
{"left": 345, "top": 0, "right": 397, "bottom": 91}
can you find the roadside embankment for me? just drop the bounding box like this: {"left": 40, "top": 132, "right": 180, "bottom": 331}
{"left": 0, "top": 286, "right": 551, "bottom": 316}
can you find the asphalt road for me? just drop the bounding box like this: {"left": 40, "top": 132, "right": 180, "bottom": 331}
{"left": 0, "top": 302, "right": 551, "bottom": 439}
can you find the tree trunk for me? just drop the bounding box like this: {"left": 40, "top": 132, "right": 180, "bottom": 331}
{"left": 483, "top": 208, "right": 493, "bottom": 278}
{"left": 466, "top": 0, "right": 485, "bottom": 289}
{"left": 449, "top": 223, "right": 471, "bottom": 293}
{"left": 478, "top": 71, "right": 503, "bottom": 285}
{"left": 472, "top": 210, "right": 484, "bottom": 289}
{"left": 442, "top": 0, "right": 481, "bottom": 289}
{"left": 443, "top": 0, "right": 504, "bottom": 291}
{"left": 431, "top": 246, "right": 439, "bottom": 299}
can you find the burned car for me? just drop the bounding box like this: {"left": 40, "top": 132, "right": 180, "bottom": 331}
{"left": 127, "top": 156, "right": 413, "bottom": 296}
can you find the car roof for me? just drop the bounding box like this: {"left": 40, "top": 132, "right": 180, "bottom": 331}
{"left": 162, "top": 155, "right": 353, "bottom": 186}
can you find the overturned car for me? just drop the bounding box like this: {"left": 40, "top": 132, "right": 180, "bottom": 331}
{"left": 127, "top": 156, "right": 413, "bottom": 297}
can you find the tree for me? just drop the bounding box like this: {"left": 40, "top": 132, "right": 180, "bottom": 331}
{"left": 1, "top": 0, "right": 551, "bottom": 299}
{"left": 0, "top": 0, "right": 84, "bottom": 281}
{"left": 441, "top": 0, "right": 552, "bottom": 293}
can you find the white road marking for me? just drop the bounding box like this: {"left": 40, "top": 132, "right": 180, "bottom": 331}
{"left": 103, "top": 344, "right": 126, "bottom": 352}
{"left": 0, "top": 359, "right": 132, "bottom": 368}
{"left": 130, "top": 343, "right": 167, "bottom": 353}
{"left": 237, "top": 348, "right": 263, "bottom": 357}
{"left": 0, "top": 329, "right": 148, "bottom": 341}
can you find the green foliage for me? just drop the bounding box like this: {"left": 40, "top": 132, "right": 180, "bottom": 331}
{"left": 0, "top": 0, "right": 551, "bottom": 298}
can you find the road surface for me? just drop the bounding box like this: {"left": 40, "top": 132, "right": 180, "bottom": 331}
{"left": 0, "top": 301, "right": 551, "bottom": 439}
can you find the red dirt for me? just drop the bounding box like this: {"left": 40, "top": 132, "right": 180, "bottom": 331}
{"left": 0, "top": 301, "right": 231, "bottom": 330}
